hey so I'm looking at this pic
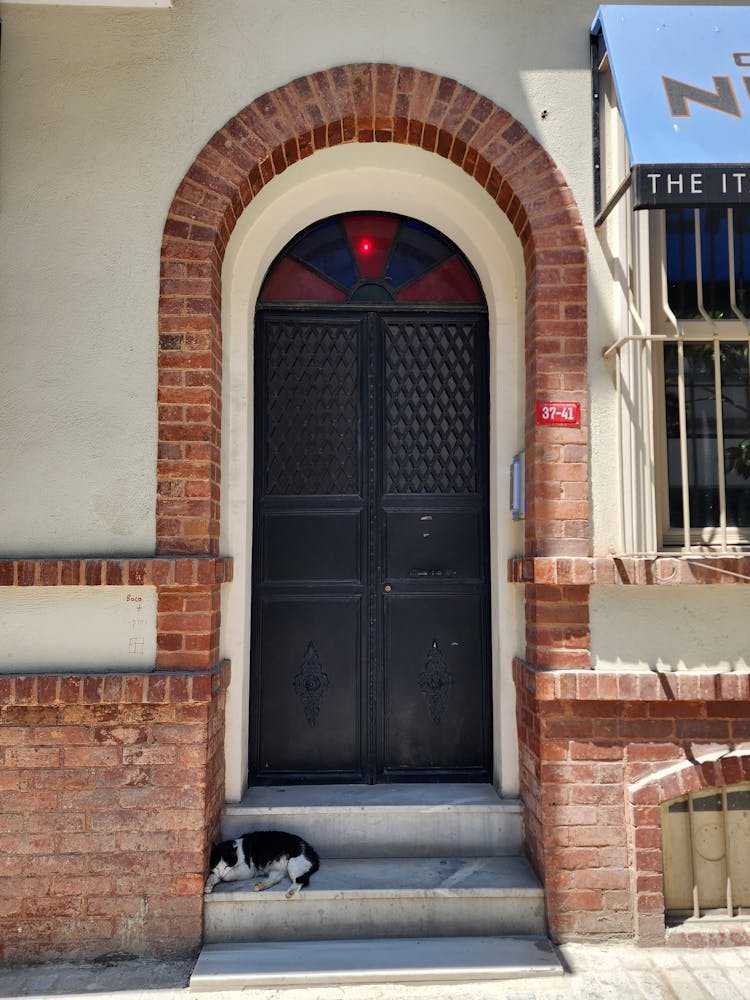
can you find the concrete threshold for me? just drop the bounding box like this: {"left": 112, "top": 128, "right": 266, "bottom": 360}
{"left": 229, "top": 782, "right": 514, "bottom": 810}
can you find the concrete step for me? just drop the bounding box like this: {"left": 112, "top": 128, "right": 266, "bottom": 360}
{"left": 189, "top": 936, "right": 564, "bottom": 990}
{"left": 222, "top": 783, "right": 523, "bottom": 857}
{"left": 203, "top": 855, "right": 545, "bottom": 943}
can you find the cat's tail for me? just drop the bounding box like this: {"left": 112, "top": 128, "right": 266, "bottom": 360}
{"left": 296, "top": 844, "right": 320, "bottom": 886}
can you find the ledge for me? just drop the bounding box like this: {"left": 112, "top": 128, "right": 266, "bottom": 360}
{"left": 0, "top": 660, "right": 231, "bottom": 705}
{"left": 508, "top": 554, "right": 750, "bottom": 586}
{"left": 0, "top": 556, "right": 233, "bottom": 587}
{"left": 513, "top": 659, "right": 750, "bottom": 702}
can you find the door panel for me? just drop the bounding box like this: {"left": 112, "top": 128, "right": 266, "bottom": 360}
{"left": 256, "top": 597, "right": 362, "bottom": 775}
{"left": 381, "top": 318, "right": 481, "bottom": 496}
{"left": 261, "top": 510, "right": 362, "bottom": 583}
{"left": 261, "top": 317, "right": 362, "bottom": 498}
{"left": 383, "top": 509, "right": 482, "bottom": 581}
{"left": 382, "top": 594, "right": 487, "bottom": 774}
{"left": 251, "top": 314, "right": 367, "bottom": 782}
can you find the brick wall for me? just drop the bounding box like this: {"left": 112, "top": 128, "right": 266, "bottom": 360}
{"left": 0, "top": 665, "right": 228, "bottom": 964}
{"left": 515, "top": 659, "right": 750, "bottom": 944}
{"left": 0, "top": 558, "right": 230, "bottom": 963}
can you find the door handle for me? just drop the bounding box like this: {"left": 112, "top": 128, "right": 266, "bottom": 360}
{"left": 408, "top": 569, "right": 457, "bottom": 578}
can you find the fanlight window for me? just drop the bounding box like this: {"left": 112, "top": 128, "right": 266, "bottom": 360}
{"left": 259, "top": 212, "right": 483, "bottom": 305}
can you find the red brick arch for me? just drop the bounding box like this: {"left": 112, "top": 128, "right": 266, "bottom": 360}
{"left": 157, "top": 63, "right": 588, "bottom": 560}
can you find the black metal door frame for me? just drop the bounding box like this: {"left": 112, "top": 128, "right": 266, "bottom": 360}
{"left": 249, "top": 304, "right": 491, "bottom": 784}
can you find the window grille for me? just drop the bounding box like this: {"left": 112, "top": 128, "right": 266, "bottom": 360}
{"left": 662, "top": 784, "right": 750, "bottom": 920}
{"left": 603, "top": 202, "right": 750, "bottom": 553}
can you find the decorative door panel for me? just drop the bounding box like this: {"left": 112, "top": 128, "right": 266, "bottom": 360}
{"left": 382, "top": 318, "right": 480, "bottom": 496}
{"left": 382, "top": 595, "right": 487, "bottom": 773}
{"left": 261, "top": 318, "right": 362, "bottom": 497}
{"left": 255, "top": 597, "right": 362, "bottom": 775}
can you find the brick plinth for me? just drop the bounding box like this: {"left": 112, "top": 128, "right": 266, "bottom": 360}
{"left": 514, "top": 658, "right": 750, "bottom": 944}
{"left": 0, "top": 663, "right": 228, "bottom": 964}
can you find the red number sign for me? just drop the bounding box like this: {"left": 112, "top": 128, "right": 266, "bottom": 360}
{"left": 535, "top": 401, "right": 580, "bottom": 426}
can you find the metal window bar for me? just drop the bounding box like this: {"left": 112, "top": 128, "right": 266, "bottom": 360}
{"left": 728, "top": 209, "right": 750, "bottom": 330}
{"left": 614, "top": 348, "right": 626, "bottom": 553}
{"left": 693, "top": 210, "right": 729, "bottom": 550}
{"left": 722, "top": 786, "right": 733, "bottom": 917}
{"left": 686, "top": 793, "right": 700, "bottom": 919}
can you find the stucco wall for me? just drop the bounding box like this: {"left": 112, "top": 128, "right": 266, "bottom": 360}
{"left": 0, "top": 586, "right": 156, "bottom": 671}
{"left": 0, "top": 0, "right": 603, "bottom": 556}
{"left": 0, "top": 0, "right": 746, "bottom": 670}
{"left": 591, "top": 585, "right": 750, "bottom": 673}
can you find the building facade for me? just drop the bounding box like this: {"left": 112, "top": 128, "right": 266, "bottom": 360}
{"left": 1, "top": 0, "right": 749, "bottom": 964}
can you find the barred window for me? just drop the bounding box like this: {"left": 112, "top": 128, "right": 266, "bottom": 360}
{"left": 655, "top": 209, "right": 750, "bottom": 548}
{"left": 603, "top": 204, "right": 750, "bottom": 554}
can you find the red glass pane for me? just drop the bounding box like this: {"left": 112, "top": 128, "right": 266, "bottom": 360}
{"left": 343, "top": 213, "right": 399, "bottom": 280}
{"left": 260, "top": 256, "right": 347, "bottom": 303}
{"left": 396, "top": 255, "right": 482, "bottom": 303}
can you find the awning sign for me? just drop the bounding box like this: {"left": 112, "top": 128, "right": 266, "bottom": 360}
{"left": 592, "top": 5, "right": 750, "bottom": 208}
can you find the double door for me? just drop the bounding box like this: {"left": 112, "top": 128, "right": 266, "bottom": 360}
{"left": 249, "top": 308, "right": 491, "bottom": 782}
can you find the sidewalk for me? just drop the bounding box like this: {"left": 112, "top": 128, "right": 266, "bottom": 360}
{"left": 2, "top": 942, "right": 750, "bottom": 1000}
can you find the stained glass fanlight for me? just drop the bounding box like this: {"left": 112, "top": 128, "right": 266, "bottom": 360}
{"left": 259, "top": 212, "right": 483, "bottom": 305}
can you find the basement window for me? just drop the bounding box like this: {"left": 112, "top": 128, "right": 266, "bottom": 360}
{"left": 662, "top": 784, "right": 750, "bottom": 921}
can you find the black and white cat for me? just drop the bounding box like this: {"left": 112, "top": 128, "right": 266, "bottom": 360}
{"left": 204, "top": 830, "right": 320, "bottom": 899}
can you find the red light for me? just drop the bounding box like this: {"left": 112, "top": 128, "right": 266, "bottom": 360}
{"left": 360, "top": 238, "right": 372, "bottom": 255}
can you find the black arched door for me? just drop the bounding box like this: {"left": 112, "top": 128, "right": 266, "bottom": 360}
{"left": 249, "top": 214, "right": 491, "bottom": 784}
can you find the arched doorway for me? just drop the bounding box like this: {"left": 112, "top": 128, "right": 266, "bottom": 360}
{"left": 249, "top": 211, "right": 491, "bottom": 784}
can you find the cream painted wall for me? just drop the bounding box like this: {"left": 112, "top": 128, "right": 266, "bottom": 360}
{"left": 0, "top": 0, "right": 606, "bottom": 555}
{"left": 591, "top": 585, "right": 750, "bottom": 673}
{"left": 0, "top": 587, "right": 156, "bottom": 671}
{"left": 3, "top": 0, "right": 732, "bottom": 556}
{"left": 0, "top": 0, "right": 741, "bottom": 555}
{"left": 1, "top": 0, "right": 747, "bottom": 727}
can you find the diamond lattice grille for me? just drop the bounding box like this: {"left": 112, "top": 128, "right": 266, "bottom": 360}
{"left": 383, "top": 321, "right": 478, "bottom": 494}
{"left": 264, "top": 320, "right": 360, "bottom": 496}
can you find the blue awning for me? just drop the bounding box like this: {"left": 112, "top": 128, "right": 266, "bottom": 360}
{"left": 592, "top": 5, "right": 750, "bottom": 210}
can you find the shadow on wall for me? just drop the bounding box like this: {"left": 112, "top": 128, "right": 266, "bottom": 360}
{"left": 590, "top": 584, "right": 750, "bottom": 672}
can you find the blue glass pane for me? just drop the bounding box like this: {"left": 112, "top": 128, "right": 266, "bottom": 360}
{"left": 291, "top": 218, "right": 359, "bottom": 291}
{"left": 385, "top": 219, "right": 453, "bottom": 289}
{"left": 735, "top": 209, "right": 750, "bottom": 317}
{"left": 666, "top": 208, "right": 750, "bottom": 320}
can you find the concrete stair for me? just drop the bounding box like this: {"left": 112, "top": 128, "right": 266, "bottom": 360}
{"left": 220, "top": 782, "right": 524, "bottom": 857}
{"left": 190, "top": 936, "right": 562, "bottom": 989}
{"left": 191, "top": 784, "right": 560, "bottom": 990}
